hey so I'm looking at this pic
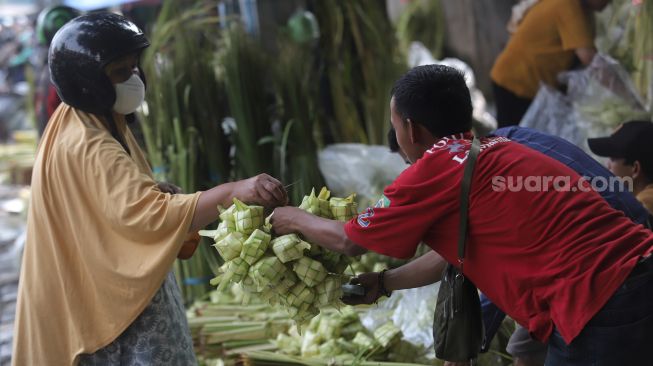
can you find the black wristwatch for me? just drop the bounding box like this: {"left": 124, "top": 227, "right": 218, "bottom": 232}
{"left": 378, "top": 269, "right": 392, "bottom": 297}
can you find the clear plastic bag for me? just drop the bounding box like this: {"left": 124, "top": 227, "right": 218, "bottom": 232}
{"left": 522, "top": 54, "right": 649, "bottom": 153}
{"left": 361, "top": 283, "right": 440, "bottom": 356}
{"left": 520, "top": 83, "right": 587, "bottom": 147}
{"left": 561, "top": 54, "right": 649, "bottom": 135}
{"left": 318, "top": 144, "right": 408, "bottom": 209}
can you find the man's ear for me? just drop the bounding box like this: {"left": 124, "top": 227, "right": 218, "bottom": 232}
{"left": 406, "top": 118, "right": 418, "bottom": 144}
{"left": 632, "top": 160, "right": 641, "bottom": 179}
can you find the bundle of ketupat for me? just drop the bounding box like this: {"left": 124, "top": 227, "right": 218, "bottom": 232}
{"left": 272, "top": 307, "right": 430, "bottom": 363}
{"left": 299, "top": 187, "right": 333, "bottom": 218}
{"left": 199, "top": 187, "right": 358, "bottom": 324}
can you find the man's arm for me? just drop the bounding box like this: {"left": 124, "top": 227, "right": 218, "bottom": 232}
{"left": 384, "top": 249, "right": 447, "bottom": 291}
{"left": 271, "top": 206, "right": 367, "bottom": 256}
{"left": 344, "top": 250, "right": 447, "bottom": 305}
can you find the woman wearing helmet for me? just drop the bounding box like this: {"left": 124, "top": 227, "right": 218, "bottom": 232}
{"left": 12, "top": 13, "right": 287, "bottom": 365}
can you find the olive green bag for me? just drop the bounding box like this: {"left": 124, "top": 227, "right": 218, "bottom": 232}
{"left": 433, "top": 137, "right": 485, "bottom": 362}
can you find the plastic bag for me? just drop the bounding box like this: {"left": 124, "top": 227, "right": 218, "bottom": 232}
{"left": 520, "top": 83, "right": 587, "bottom": 147}
{"left": 361, "top": 283, "right": 440, "bottom": 357}
{"left": 561, "top": 54, "right": 649, "bottom": 134}
{"left": 318, "top": 144, "right": 407, "bottom": 209}
{"left": 522, "top": 54, "right": 649, "bottom": 153}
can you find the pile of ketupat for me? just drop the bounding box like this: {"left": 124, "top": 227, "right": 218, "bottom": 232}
{"left": 199, "top": 187, "right": 358, "bottom": 324}
{"left": 272, "top": 307, "right": 431, "bottom": 364}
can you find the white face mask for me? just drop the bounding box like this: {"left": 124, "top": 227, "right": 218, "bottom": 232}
{"left": 113, "top": 73, "right": 145, "bottom": 115}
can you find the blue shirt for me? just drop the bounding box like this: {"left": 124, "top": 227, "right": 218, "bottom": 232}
{"left": 480, "top": 127, "right": 649, "bottom": 349}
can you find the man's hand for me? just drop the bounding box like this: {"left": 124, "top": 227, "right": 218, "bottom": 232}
{"left": 232, "top": 174, "right": 288, "bottom": 208}
{"left": 157, "top": 181, "right": 183, "bottom": 194}
{"left": 342, "top": 272, "right": 383, "bottom": 305}
{"left": 270, "top": 206, "right": 307, "bottom": 235}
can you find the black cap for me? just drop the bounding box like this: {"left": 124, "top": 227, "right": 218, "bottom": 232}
{"left": 588, "top": 121, "right": 653, "bottom": 161}
{"left": 49, "top": 12, "right": 150, "bottom": 115}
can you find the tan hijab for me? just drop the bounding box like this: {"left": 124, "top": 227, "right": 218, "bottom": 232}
{"left": 12, "top": 104, "right": 200, "bottom": 365}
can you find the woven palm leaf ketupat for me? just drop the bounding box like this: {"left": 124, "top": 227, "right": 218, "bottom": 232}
{"left": 271, "top": 234, "right": 310, "bottom": 263}
{"left": 213, "top": 232, "right": 244, "bottom": 261}
{"left": 240, "top": 229, "right": 271, "bottom": 265}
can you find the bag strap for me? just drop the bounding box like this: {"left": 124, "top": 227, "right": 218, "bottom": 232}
{"left": 457, "top": 137, "right": 481, "bottom": 271}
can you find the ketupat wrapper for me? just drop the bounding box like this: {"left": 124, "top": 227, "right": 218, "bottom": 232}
{"left": 318, "top": 339, "right": 342, "bottom": 356}
{"left": 264, "top": 270, "right": 297, "bottom": 306}
{"left": 213, "top": 231, "right": 244, "bottom": 261}
{"left": 237, "top": 276, "right": 260, "bottom": 305}
{"left": 299, "top": 187, "right": 333, "bottom": 218}
{"left": 293, "top": 257, "right": 327, "bottom": 287}
{"left": 218, "top": 204, "right": 236, "bottom": 223}
{"left": 292, "top": 303, "right": 319, "bottom": 324}
{"left": 285, "top": 282, "right": 315, "bottom": 309}
{"left": 198, "top": 219, "right": 236, "bottom": 242}
{"left": 352, "top": 331, "right": 378, "bottom": 351}
{"left": 320, "top": 250, "right": 351, "bottom": 274}
{"left": 240, "top": 229, "right": 271, "bottom": 265}
{"left": 198, "top": 229, "right": 217, "bottom": 240}
{"left": 373, "top": 322, "right": 401, "bottom": 348}
{"left": 233, "top": 198, "right": 264, "bottom": 234}
{"left": 329, "top": 193, "right": 358, "bottom": 221}
{"left": 315, "top": 275, "right": 343, "bottom": 306}
{"left": 316, "top": 315, "right": 342, "bottom": 341}
{"left": 214, "top": 220, "right": 236, "bottom": 240}
{"left": 273, "top": 269, "right": 298, "bottom": 293}
{"left": 213, "top": 257, "right": 250, "bottom": 292}
{"left": 249, "top": 256, "right": 286, "bottom": 290}
{"left": 271, "top": 234, "right": 310, "bottom": 263}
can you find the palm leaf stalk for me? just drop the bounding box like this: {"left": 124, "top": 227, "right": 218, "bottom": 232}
{"left": 139, "top": 0, "right": 229, "bottom": 304}
{"left": 219, "top": 24, "right": 275, "bottom": 179}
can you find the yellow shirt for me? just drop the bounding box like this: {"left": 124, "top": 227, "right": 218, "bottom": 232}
{"left": 491, "top": 0, "right": 595, "bottom": 99}
{"left": 12, "top": 104, "right": 200, "bottom": 365}
{"left": 636, "top": 184, "right": 653, "bottom": 216}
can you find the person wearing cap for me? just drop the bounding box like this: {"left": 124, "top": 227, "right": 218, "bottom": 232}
{"left": 12, "top": 13, "right": 287, "bottom": 365}
{"left": 491, "top": 0, "right": 611, "bottom": 127}
{"left": 271, "top": 64, "right": 653, "bottom": 365}
{"left": 33, "top": 5, "right": 81, "bottom": 137}
{"left": 588, "top": 120, "right": 653, "bottom": 215}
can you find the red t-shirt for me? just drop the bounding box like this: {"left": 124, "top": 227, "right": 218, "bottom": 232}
{"left": 345, "top": 133, "right": 653, "bottom": 344}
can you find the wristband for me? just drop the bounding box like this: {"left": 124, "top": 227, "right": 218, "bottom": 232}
{"left": 378, "top": 269, "right": 392, "bottom": 297}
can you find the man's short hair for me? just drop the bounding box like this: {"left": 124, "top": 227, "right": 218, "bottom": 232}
{"left": 391, "top": 64, "right": 473, "bottom": 138}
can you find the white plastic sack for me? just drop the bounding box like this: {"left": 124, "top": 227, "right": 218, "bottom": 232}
{"left": 520, "top": 83, "right": 587, "bottom": 147}
{"left": 318, "top": 144, "right": 407, "bottom": 209}
{"left": 522, "top": 54, "right": 649, "bottom": 153}
{"left": 361, "top": 283, "right": 440, "bottom": 356}
{"left": 561, "top": 54, "right": 649, "bottom": 135}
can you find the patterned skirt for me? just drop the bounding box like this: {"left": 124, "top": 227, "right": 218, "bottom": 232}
{"left": 78, "top": 272, "right": 196, "bottom": 365}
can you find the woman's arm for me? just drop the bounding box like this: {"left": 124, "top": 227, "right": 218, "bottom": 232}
{"left": 190, "top": 174, "right": 287, "bottom": 232}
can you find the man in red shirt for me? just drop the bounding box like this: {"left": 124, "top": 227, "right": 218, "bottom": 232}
{"left": 271, "top": 64, "right": 653, "bottom": 365}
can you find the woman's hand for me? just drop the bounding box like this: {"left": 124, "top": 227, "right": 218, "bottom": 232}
{"left": 342, "top": 272, "right": 383, "bottom": 305}
{"left": 232, "top": 174, "right": 288, "bottom": 208}
{"left": 157, "top": 181, "right": 183, "bottom": 194}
